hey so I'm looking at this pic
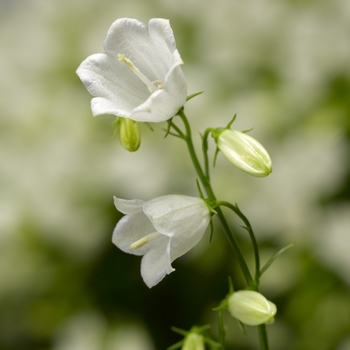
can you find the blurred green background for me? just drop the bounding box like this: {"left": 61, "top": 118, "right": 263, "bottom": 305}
{"left": 1, "top": 0, "right": 350, "bottom": 349}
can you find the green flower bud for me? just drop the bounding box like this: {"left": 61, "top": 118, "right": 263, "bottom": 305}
{"left": 228, "top": 290, "right": 277, "bottom": 326}
{"left": 119, "top": 118, "right": 141, "bottom": 152}
{"left": 182, "top": 333, "right": 205, "bottom": 350}
{"left": 214, "top": 129, "right": 272, "bottom": 177}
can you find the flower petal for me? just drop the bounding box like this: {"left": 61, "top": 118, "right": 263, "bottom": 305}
{"left": 140, "top": 236, "right": 174, "bottom": 288}
{"left": 112, "top": 211, "right": 155, "bottom": 256}
{"left": 144, "top": 195, "right": 210, "bottom": 236}
{"left": 131, "top": 50, "right": 187, "bottom": 122}
{"left": 104, "top": 18, "right": 172, "bottom": 82}
{"left": 148, "top": 18, "right": 177, "bottom": 60}
{"left": 169, "top": 222, "right": 209, "bottom": 262}
{"left": 113, "top": 196, "right": 145, "bottom": 214}
{"left": 76, "top": 53, "right": 148, "bottom": 117}
{"left": 143, "top": 195, "right": 210, "bottom": 265}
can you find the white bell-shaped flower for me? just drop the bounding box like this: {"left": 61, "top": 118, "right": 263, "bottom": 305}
{"left": 112, "top": 195, "right": 211, "bottom": 288}
{"left": 76, "top": 18, "right": 187, "bottom": 123}
{"left": 228, "top": 290, "right": 277, "bottom": 326}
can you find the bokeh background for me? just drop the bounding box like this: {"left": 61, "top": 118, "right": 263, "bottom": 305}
{"left": 1, "top": 0, "right": 350, "bottom": 349}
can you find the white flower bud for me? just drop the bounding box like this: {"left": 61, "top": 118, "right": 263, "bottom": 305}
{"left": 182, "top": 333, "right": 205, "bottom": 350}
{"left": 228, "top": 290, "right": 277, "bottom": 326}
{"left": 216, "top": 129, "right": 272, "bottom": 177}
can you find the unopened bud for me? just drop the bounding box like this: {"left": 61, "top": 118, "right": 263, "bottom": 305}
{"left": 119, "top": 118, "right": 141, "bottom": 152}
{"left": 228, "top": 290, "right": 277, "bottom": 326}
{"left": 182, "top": 333, "right": 205, "bottom": 350}
{"left": 214, "top": 129, "right": 272, "bottom": 177}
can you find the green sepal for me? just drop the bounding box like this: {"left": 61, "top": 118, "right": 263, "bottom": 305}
{"left": 237, "top": 320, "right": 247, "bottom": 335}
{"left": 242, "top": 127, "right": 253, "bottom": 133}
{"left": 167, "top": 340, "right": 183, "bottom": 350}
{"left": 213, "top": 146, "right": 220, "bottom": 167}
{"left": 164, "top": 119, "right": 173, "bottom": 139}
{"left": 213, "top": 298, "right": 229, "bottom": 312}
{"left": 111, "top": 117, "right": 121, "bottom": 136}
{"left": 186, "top": 91, "right": 204, "bottom": 102}
{"left": 169, "top": 325, "right": 213, "bottom": 350}
{"left": 144, "top": 122, "right": 154, "bottom": 131}
{"left": 226, "top": 113, "right": 237, "bottom": 129}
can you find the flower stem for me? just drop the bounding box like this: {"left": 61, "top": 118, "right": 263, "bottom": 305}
{"left": 258, "top": 325, "right": 269, "bottom": 350}
{"left": 216, "top": 201, "right": 260, "bottom": 284}
{"left": 177, "top": 110, "right": 254, "bottom": 287}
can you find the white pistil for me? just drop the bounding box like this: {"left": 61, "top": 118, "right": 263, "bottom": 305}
{"left": 118, "top": 53, "right": 161, "bottom": 93}
{"left": 130, "top": 232, "right": 160, "bottom": 250}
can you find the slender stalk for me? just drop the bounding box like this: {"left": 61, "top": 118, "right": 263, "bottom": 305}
{"left": 177, "top": 110, "right": 254, "bottom": 286}
{"left": 201, "top": 128, "right": 213, "bottom": 179}
{"left": 218, "top": 309, "right": 226, "bottom": 350}
{"left": 216, "top": 201, "right": 260, "bottom": 284}
{"left": 258, "top": 325, "right": 269, "bottom": 350}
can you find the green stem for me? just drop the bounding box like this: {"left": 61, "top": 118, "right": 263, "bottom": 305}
{"left": 216, "top": 201, "right": 260, "bottom": 285}
{"left": 177, "top": 110, "right": 254, "bottom": 286}
{"left": 201, "top": 128, "right": 213, "bottom": 179}
{"left": 218, "top": 309, "right": 226, "bottom": 350}
{"left": 258, "top": 325, "right": 269, "bottom": 350}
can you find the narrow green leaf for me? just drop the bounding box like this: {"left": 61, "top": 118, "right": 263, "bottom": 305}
{"left": 167, "top": 340, "right": 183, "bottom": 350}
{"left": 259, "top": 244, "right": 294, "bottom": 277}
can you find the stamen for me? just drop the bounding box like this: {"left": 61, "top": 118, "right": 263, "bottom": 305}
{"left": 130, "top": 232, "right": 160, "bottom": 250}
{"left": 153, "top": 80, "right": 165, "bottom": 89}
{"left": 118, "top": 54, "right": 162, "bottom": 93}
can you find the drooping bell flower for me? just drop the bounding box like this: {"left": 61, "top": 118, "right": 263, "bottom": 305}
{"left": 112, "top": 194, "right": 211, "bottom": 288}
